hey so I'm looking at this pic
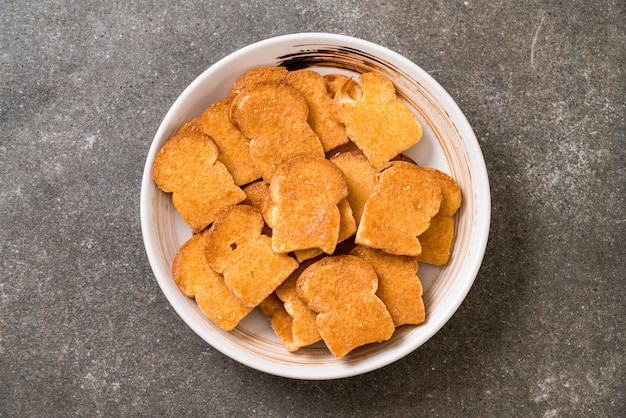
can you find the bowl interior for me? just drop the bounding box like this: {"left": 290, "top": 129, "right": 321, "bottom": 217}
{"left": 140, "top": 33, "right": 490, "bottom": 380}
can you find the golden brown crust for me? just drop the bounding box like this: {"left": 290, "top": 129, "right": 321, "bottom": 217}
{"left": 275, "top": 263, "right": 322, "bottom": 349}
{"left": 422, "top": 167, "right": 462, "bottom": 217}
{"left": 242, "top": 180, "right": 274, "bottom": 229}
{"left": 195, "top": 96, "right": 261, "bottom": 186}
{"left": 416, "top": 213, "right": 455, "bottom": 265}
{"left": 334, "top": 72, "right": 422, "bottom": 168}
{"left": 259, "top": 294, "right": 299, "bottom": 352}
{"left": 293, "top": 197, "right": 356, "bottom": 262}
{"left": 230, "top": 82, "right": 325, "bottom": 182}
{"left": 416, "top": 168, "right": 462, "bottom": 265}
{"left": 172, "top": 231, "right": 252, "bottom": 331}
{"left": 286, "top": 69, "right": 349, "bottom": 152}
{"left": 270, "top": 156, "right": 348, "bottom": 254}
{"left": 230, "top": 65, "right": 289, "bottom": 97}
{"left": 329, "top": 150, "right": 380, "bottom": 227}
{"left": 351, "top": 245, "right": 424, "bottom": 327}
{"left": 205, "top": 205, "right": 298, "bottom": 307}
{"left": 355, "top": 161, "right": 442, "bottom": 256}
{"left": 152, "top": 128, "right": 246, "bottom": 233}
{"left": 296, "top": 255, "right": 395, "bottom": 358}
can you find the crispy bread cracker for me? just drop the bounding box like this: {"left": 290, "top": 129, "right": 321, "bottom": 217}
{"left": 296, "top": 255, "right": 395, "bottom": 358}
{"left": 172, "top": 230, "right": 252, "bottom": 331}
{"left": 152, "top": 127, "right": 246, "bottom": 232}
{"left": 334, "top": 72, "right": 422, "bottom": 168}
{"left": 329, "top": 150, "right": 380, "bottom": 226}
{"left": 351, "top": 245, "right": 424, "bottom": 327}
{"left": 205, "top": 205, "right": 298, "bottom": 307}
{"left": 286, "top": 69, "right": 349, "bottom": 152}
{"left": 195, "top": 96, "right": 260, "bottom": 186}
{"left": 274, "top": 261, "right": 322, "bottom": 350}
{"left": 416, "top": 213, "right": 455, "bottom": 265}
{"left": 242, "top": 180, "right": 274, "bottom": 229}
{"left": 259, "top": 294, "right": 300, "bottom": 352}
{"left": 417, "top": 168, "right": 462, "bottom": 265}
{"left": 230, "top": 82, "right": 325, "bottom": 182}
{"left": 422, "top": 168, "right": 462, "bottom": 217}
{"left": 356, "top": 161, "right": 442, "bottom": 256}
{"left": 260, "top": 261, "right": 323, "bottom": 352}
{"left": 270, "top": 156, "right": 348, "bottom": 254}
{"left": 293, "top": 197, "right": 357, "bottom": 262}
{"left": 230, "top": 65, "right": 289, "bottom": 97}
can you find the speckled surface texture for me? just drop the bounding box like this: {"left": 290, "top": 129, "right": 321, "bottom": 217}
{"left": 1, "top": 1, "right": 624, "bottom": 416}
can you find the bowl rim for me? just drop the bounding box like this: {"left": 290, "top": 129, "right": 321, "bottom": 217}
{"left": 140, "top": 32, "right": 491, "bottom": 380}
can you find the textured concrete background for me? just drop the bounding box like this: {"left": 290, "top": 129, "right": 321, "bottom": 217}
{"left": 1, "top": 0, "right": 624, "bottom": 416}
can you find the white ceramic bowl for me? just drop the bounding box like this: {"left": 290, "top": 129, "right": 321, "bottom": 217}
{"left": 140, "top": 33, "right": 490, "bottom": 380}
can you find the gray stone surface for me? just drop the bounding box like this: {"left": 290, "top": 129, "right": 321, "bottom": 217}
{"left": 1, "top": 0, "right": 624, "bottom": 416}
